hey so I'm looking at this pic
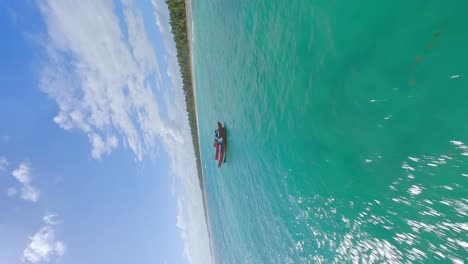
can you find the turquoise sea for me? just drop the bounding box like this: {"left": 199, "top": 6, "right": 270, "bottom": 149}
{"left": 191, "top": 0, "right": 468, "bottom": 263}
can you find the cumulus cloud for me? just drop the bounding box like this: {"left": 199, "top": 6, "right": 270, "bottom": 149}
{"left": 11, "top": 163, "right": 40, "bottom": 202}
{"left": 151, "top": 0, "right": 188, "bottom": 121}
{"left": 37, "top": 0, "right": 212, "bottom": 263}
{"left": 22, "top": 214, "right": 66, "bottom": 264}
{"left": 152, "top": 1, "right": 213, "bottom": 263}
{"left": 38, "top": 0, "right": 181, "bottom": 161}
{"left": 43, "top": 214, "right": 59, "bottom": 225}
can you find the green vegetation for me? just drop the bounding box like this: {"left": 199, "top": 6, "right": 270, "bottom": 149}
{"left": 166, "top": 0, "right": 203, "bottom": 189}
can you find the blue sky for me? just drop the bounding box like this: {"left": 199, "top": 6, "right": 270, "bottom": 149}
{"left": 0, "top": 0, "right": 211, "bottom": 263}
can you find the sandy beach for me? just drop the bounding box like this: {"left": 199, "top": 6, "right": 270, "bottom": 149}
{"left": 184, "top": 0, "right": 215, "bottom": 260}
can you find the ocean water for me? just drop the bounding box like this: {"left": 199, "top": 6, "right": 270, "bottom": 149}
{"left": 191, "top": 0, "right": 468, "bottom": 263}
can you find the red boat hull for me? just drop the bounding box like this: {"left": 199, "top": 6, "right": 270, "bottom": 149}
{"left": 214, "top": 142, "right": 219, "bottom": 160}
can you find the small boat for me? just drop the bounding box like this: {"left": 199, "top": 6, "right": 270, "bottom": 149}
{"left": 213, "top": 122, "right": 226, "bottom": 167}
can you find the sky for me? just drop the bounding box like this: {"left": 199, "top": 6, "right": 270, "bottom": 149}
{"left": 0, "top": 0, "right": 211, "bottom": 263}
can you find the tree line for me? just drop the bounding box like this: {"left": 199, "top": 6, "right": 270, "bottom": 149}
{"left": 166, "top": 0, "right": 203, "bottom": 187}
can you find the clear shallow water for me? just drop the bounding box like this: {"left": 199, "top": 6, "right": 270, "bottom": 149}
{"left": 191, "top": 0, "right": 468, "bottom": 263}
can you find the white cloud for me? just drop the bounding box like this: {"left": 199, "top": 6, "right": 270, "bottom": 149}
{"left": 12, "top": 163, "right": 32, "bottom": 184}
{"left": 151, "top": 0, "right": 186, "bottom": 112}
{"left": 22, "top": 214, "right": 66, "bottom": 264}
{"left": 151, "top": 1, "right": 213, "bottom": 264}
{"left": 54, "top": 241, "right": 66, "bottom": 257}
{"left": 43, "top": 214, "right": 59, "bottom": 225}
{"left": 89, "top": 133, "right": 118, "bottom": 160}
{"left": 0, "top": 156, "right": 8, "bottom": 171}
{"left": 12, "top": 163, "right": 40, "bottom": 202}
{"left": 38, "top": 0, "right": 212, "bottom": 263}
{"left": 21, "top": 185, "right": 40, "bottom": 202}
{"left": 38, "top": 0, "right": 182, "bottom": 161}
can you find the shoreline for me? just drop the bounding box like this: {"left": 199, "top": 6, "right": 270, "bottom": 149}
{"left": 184, "top": 0, "right": 215, "bottom": 261}
{"left": 166, "top": 0, "right": 214, "bottom": 260}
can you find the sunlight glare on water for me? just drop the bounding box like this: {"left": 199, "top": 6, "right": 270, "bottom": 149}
{"left": 191, "top": 0, "right": 468, "bottom": 262}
